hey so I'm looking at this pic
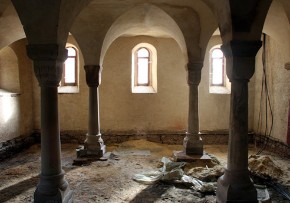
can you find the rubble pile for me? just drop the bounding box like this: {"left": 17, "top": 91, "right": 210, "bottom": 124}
{"left": 248, "top": 155, "right": 283, "bottom": 180}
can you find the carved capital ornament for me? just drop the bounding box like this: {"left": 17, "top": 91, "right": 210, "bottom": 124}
{"left": 221, "top": 40, "right": 262, "bottom": 81}
{"left": 84, "top": 65, "right": 102, "bottom": 87}
{"left": 187, "top": 62, "right": 203, "bottom": 85}
{"left": 27, "top": 44, "right": 68, "bottom": 87}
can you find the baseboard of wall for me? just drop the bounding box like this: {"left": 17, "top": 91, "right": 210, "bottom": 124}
{"left": 4, "top": 130, "right": 288, "bottom": 162}
{"left": 0, "top": 133, "right": 39, "bottom": 161}
{"left": 58, "top": 130, "right": 255, "bottom": 145}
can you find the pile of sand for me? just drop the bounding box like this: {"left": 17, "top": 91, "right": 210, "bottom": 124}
{"left": 248, "top": 155, "right": 283, "bottom": 180}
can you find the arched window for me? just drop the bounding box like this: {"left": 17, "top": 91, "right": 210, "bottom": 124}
{"left": 61, "top": 47, "right": 77, "bottom": 86}
{"left": 132, "top": 43, "right": 157, "bottom": 93}
{"left": 209, "top": 46, "right": 230, "bottom": 94}
{"left": 210, "top": 48, "right": 224, "bottom": 86}
{"left": 58, "top": 45, "right": 79, "bottom": 93}
{"left": 136, "top": 47, "right": 150, "bottom": 86}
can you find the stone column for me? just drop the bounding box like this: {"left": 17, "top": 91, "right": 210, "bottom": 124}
{"left": 174, "top": 62, "right": 206, "bottom": 162}
{"left": 217, "top": 40, "right": 262, "bottom": 203}
{"left": 77, "top": 65, "right": 105, "bottom": 158}
{"left": 184, "top": 62, "right": 203, "bottom": 155}
{"left": 27, "top": 44, "right": 72, "bottom": 203}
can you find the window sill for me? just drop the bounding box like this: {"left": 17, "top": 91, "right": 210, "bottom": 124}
{"left": 58, "top": 86, "right": 79, "bottom": 94}
{"left": 132, "top": 86, "right": 157, "bottom": 94}
{"left": 209, "top": 86, "right": 231, "bottom": 94}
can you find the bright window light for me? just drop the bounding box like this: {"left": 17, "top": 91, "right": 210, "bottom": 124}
{"left": 211, "top": 49, "right": 224, "bottom": 85}
{"left": 131, "top": 43, "right": 157, "bottom": 93}
{"left": 64, "top": 58, "right": 76, "bottom": 83}
{"left": 137, "top": 48, "right": 150, "bottom": 86}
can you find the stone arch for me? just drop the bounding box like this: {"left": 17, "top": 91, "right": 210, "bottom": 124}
{"left": 100, "top": 4, "right": 187, "bottom": 66}
{"left": 0, "top": 2, "right": 25, "bottom": 50}
{"left": 276, "top": 0, "right": 290, "bottom": 23}
{"left": 263, "top": 0, "right": 290, "bottom": 59}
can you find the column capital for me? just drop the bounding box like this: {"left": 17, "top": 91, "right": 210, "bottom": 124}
{"left": 84, "top": 65, "right": 102, "bottom": 87}
{"left": 186, "top": 62, "right": 203, "bottom": 85}
{"left": 222, "top": 40, "right": 262, "bottom": 81}
{"left": 26, "top": 44, "right": 67, "bottom": 87}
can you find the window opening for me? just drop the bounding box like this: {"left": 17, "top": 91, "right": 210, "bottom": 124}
{"left": 136, "top": 48, "right": 150, "bottom": 86}
{"left": 210, "top": 48, "right": 224, "bottom": 86}
{"left": 61, "top": 47, "right": 77, "bottom": 86}
{"left": 209, "top": 46, "right": 230, "bottom": 94}
{"left": 131, "top": 43, "right": 157, "bottom": 93}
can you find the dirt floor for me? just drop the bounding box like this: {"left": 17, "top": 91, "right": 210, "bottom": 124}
{"left": 0, "top": 139, "right": 289, "bottom": 203}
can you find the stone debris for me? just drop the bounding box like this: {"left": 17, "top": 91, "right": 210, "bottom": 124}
{"left": 186, "top": 165, "right": 224, "bottom": 182}
{"left": 133, "top": 157, "right": 217, "bottom": 193}
{"left": 2, "top": 141, "right": 290, "bottom": 202}
{"left": 132, "top": 171, "right": 162, "bottom": 184}
{"left": 248, "top": 155, "right": 283, "bottom": 180}
{"left": 180, "top": 175, "right": 216, "bottom": 193}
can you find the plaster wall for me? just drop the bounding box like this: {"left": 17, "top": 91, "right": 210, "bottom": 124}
{"left": 0, "top": 46, "right": 20, "bottom": 143}
{"left": 0, "top": 46, "right": 19, "bottom": 92}
{"left": 199, "top": 35, "right": 255, "bottom": 132}
{"left": 100, "top": 36, "right": 188, "bottom": 132}
{"left": 0, "top": 93, "right": 20, "bottom": 142}
{"left": 33, "top": 36, "right": 189, "bottom": 133}
{"left": 58, "top": 37, "right": 87, "bottom": 131}
{"left": 0, "top": 44, "right": 19, "bottom": 142}
{"left": 10, "top": 39, "right": 35, "bottom": 137}
{"left": 0, "top": 39, "right": 35, "bottom": 143}
{"left": 254, "top": 36, "right": 290, "bottom": 143}
{"left": 31, "top": 35, "right": 257, "bottom": 135}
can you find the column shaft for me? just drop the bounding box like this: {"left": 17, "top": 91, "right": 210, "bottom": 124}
{"left": 188, "top": 84, "right": 199, "bottom": 134}
{"left": 216, "top": 40, "right": 262, "bottom": 203}
{"left": 184, "top": 62, "right": 203, "bottom": 155}
{"left": 228, "top": 80, "right": 249, "bottom": 170}
{"left": 88, "top": 86, "right": 100, "bottom": 135}
{"left": 41, "top": 87, "right": 61, "bottom": 175}
{"left": 217, "top": 79, "right": 256, "bottom": 203}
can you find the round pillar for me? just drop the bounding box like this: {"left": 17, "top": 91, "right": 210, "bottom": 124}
{"left": 77, "top": 65, "right": 105, "bottom": 158}
{"left": 216, "top": 40, "right": 262, "bottom": 203}
{"left": 184, "top": 62, "right": 203, "bottom": 155}
{"left": 27, "top": 44, "right": 72, "bottom": 203}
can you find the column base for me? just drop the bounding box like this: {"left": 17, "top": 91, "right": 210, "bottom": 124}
{"left": 76, "top": 134, "right": 106, "bottom": 159}
{"left": 173, "top": 150, "right": 212, "bottom": 167}
{"left": 34, "top": 171, "right": 72, "bottom": 203}
{"left": 217, "top": 169, "right": 258, "bottom": 203}
{"left": 76, "top": 144, "right": 106, "bottom": 159}
{"left": 184, "top": 132, "right": 203, "bottom": 155}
